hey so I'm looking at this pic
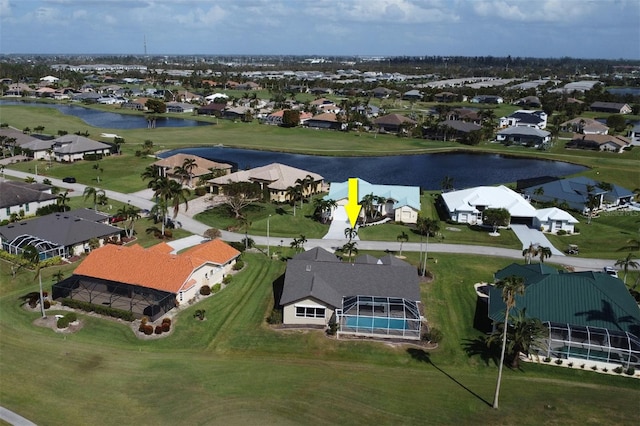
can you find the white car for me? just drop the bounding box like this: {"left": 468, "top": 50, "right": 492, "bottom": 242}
{"left": 603, "top": 266, "right": 618, "bottom": 278}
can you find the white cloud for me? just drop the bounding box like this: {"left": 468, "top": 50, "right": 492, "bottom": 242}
{"left": 472, "top": 0, "right": 599, "bottom": 23}
{"left": 305, "top": 0, "right": 459, "bottom": 24}
{"left": 174, "top": 4, "right": 227, "bottom": 27}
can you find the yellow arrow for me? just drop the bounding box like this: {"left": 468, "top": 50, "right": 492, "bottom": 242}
{"left": 344, "top": 177, "right": 362, "bottom": 228}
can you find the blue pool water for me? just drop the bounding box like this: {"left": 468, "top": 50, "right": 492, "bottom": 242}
{"left": 345, "top": 316, "right": 408, "bottom": 330}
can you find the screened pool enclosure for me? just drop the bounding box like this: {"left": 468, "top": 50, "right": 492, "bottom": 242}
{"left": 336, "top": 296, "right": 422, "bottom": 340}
{"left": 537, "top": 322, "right": 640, "bottom": 369}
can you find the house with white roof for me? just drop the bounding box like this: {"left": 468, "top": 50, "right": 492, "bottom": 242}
{"left": 533, "top": 207, "right": 579, "bottom": 234}
{"left": 440, "top": 185, "right": 537, "bottom": 226}
{"left": 325, "top": 179, "right": 421, "bottom": 224}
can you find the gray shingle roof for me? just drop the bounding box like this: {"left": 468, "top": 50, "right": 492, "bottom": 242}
{"left": 0, "top": 181, "right": 57, "bottom": 209}
{"left": 280, "top": 247, "right": 420, "bottom": 308}
{"left": 0, "top": 211, "right": 121, "bottom": 247}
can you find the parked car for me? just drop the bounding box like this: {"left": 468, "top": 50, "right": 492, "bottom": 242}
{"left": 62, "top": 176, "right": 76, "bottom": 183}
{"left": 603, "top": 266, "right": 618, "bottom": 278}
{"left": 109, "top": 214, "right": 126, "bottom": 224}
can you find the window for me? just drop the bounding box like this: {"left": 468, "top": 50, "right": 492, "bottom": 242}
{"left": 295, "top": 306, "right": 325, "bottom": 319}
{"left": 25, "top": 204, "right": 29, "bottom": 212}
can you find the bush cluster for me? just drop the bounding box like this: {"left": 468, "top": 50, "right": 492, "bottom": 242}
{"left": 194, "top": 186, "right": 208, "bottom": 196}
{"left": 61, "top": 298, "right": 134, "bottom": 321}
{"left": 200, "top": 285, "right": 211, "bottom": 296}
{"left": 423, "top": 327, "right": 443, "bottom": 344}
{"left": 223, "top": 275, "right": 233, "bottom": 285}
{"left": 211, "top": 283, "right": 221, "bottom": 293}
{"left": 233, "top": 260, "right": 244, "bottom": 271}
{"left": 267, "top": 309, "right": 282, "bottom": 325}
{"left": 56, "top": 312, "right": 78, "bottom": 329}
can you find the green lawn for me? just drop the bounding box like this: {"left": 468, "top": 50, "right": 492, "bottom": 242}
{"left": 2, "top": 252, "right": 639, "bottom": 425}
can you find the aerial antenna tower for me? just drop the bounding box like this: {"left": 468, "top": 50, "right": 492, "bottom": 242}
{"left": 144, "top": 35, "right": 147, "bottom": 56}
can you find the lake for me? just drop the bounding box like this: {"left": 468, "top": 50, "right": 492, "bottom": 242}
{"left": 160, "top": 147, "right": 587, "bottom": 190}
{"left": 0, "top": 100, "right": 211, "bottom": 129}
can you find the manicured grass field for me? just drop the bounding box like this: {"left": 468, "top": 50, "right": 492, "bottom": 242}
{"left": 2, "top": 253, "right": 639, "bottom": 425}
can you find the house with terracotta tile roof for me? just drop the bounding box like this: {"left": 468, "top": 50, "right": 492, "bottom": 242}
{"left": 374, "top": 114, "right": 417, "bottom": 133}
{"left": 153, "top": 153, "right": 232, "bottom": 186}
{"left": 52, "top": 239, "right": 240, "bottom": 321}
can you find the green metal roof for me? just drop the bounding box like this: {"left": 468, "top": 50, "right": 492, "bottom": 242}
{"left": 489, "top": 264, "right": 640, "bottom": 337}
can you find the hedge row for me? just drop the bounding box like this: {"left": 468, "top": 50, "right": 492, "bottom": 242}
{"left": 60, "top": 298, "right": 135, "bottom": 321}
{"left": 0, "top": 251, "right": 62, "bottom": 268}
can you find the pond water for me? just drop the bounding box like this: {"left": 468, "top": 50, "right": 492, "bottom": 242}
{"left": 606, "top": 88, "right": 640, "bottom": 97}
{"left": 161, "top": 147, "right": 587, "bottom": 190}
{"left": 0, "top": 100, "right": 211, "bottom": 129}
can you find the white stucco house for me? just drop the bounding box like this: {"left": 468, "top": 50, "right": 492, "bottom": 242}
{"left": 533, "top": 207, "right": 579, "bottom": 234}
{"left": 440, "top": 185, "right": 537, "bottom": 226}
{"left": 0, "top": 181, "right": 57, "bottom": 221}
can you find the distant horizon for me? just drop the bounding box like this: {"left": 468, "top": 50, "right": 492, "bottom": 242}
{"left": 1, "top": 1, "right": 638, "bottom": 61}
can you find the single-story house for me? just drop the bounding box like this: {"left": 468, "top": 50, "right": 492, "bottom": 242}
{"left": 52, "top": 239, "right": 241, "bottom": 321}
{"left": 560, "top": 117, "right": 609, "bottom": 135}
{"left": 440, "top": 185, "right": 537, "bottom": 226}
{"left": 447, "top": 108, "right": 481, "bottom": 124}
{"left": 370, "top": 87, "right": 396, "bottom": 99}
{"left": 305, "top": 113, "right": 343, "bottom": 130}
{"left": 533, "top": 207, "right": 579, "bottom": 234}
{"left": 566, "top": 134, "right": 631, "bottom": 153}
{"left": 486, "top": 263, "right": 640, "bottom": 368}
{"left": 496, "top": 126, "right": 551, "bottom": 146}
{"left": 166, "top": 102, "right": 195, "bottom": 113}
{"left": 197, "top": 103, "right": 226, "bottom": 116}
{"left": 50, "top": 135, "right": 112, "bottom": 162}
{"left": 522, "top": 176, "right": 634, "bottom": 213}
{"left": 628, "top": 124, "right": 640, "bottom": 146}
{"left": 514, "top": 96, "right": 541, "bottom": 108}
{"left": 590, "top": 102, "right": 632, "bottom": 114}
{"left": 280, "top": 247, "right": 422, "bottom": 340}
{"left": 120, "top": 99, "right": 148, "bottom": 111}
{"left": 0, "top": 181, "right": 57, "bottom": 221}
{"left": 470, "top": 95, "right": 503, "bottom": 104}
{"left": 325, "top": 179, "right": 421, "bottom": 225}
{"left": 0, "top": 209, "right": 121, "bottom": 260}
{"left": 374, "top": 114, "right": 417, "bottom": 133}
{"left": 402, "top": 90, "right": 423, "bottom": 101}
{"left": 431, "top": 120, "right": 482, "bottom": 141}
{"left": 0, "top": 127, "right": 42, "bottom": 153}
{"left": 222, "top": 106, "right": 252, "bottom": 120}
{"left": 153, "top": 154, "right": 232, "bottom": 186}
{"left": 499, "top": 110, "right": 547, "bottom": 129}
{"left": 434, "top": 92, "right": 458, "bottom": 102}
{"left": 209, "top": 163, "right": 324, "bottom": 203}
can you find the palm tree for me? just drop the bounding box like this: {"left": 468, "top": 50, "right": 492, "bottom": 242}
{"left": 397, "top": 231, "right": 409, "bottom": 257}
{"left": 416, "top": 216, "right": 440, "bottom": 276}
{"left": 285, "top": 185, "right": 303, "bottom": 216}
{"left": 344, "top": 226, "right": 358, "bottom": 243}
{"left": 118, "top": 204, "right": 141, "bottom": 238}
{"left": 313, "top": 198, "right": 336, "bottom": 223}
{"left": 182, "top": 157, "right": 198, "bottom": 187}
{"left": 83, "top": 186, "right": 105, "bottom": 211}
{"left": 167, "top": 179, "right": 190, "bottom": 220}
{"left": 340, "top": 241, "right": 358, "bottom": 263}
{"left": 52, "top": 270, "right": 64, "bottom": 283}
{"left": 440, "top": 175, "right": 454, "bottom": 193}
{"left": 488, "top": 309, "right": 547, "bottom": 369}
{"left": 21, "top": 245, "right": 46, "bottom": 318}
{"left": 492, "top": 275, "right": 525, "bottom": 409}
{"left": 295, "top": 174, "right": 315, "bottom": 207}
{"left": 56, "top": 190, "right": 70, "bottom": 211}
{"left": 536, "top": 246, "right": 552, "bottom": 263}
{"left": 522, "top": 243, "right": 537, "bottom": 265}
{"left": 141, "top": 165, "right": 158, "bottom": 181}
{"left": 173, "top": 164, "right": 189, "bottom": 186}
{"left": 92, "top": 162, "right": 103, "bottom": 183}
{"left": 238, "top": 215, "right": 253, "bottom": 250}
{"left": 615, "top": 253, "right": 639, "bottom": 285}
{"left": 360, "top": 193, "right": 376, "bottom": 225}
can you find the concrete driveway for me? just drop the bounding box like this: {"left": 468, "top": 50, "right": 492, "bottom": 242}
{"left": 510, "top": 224, "right": 565, "bottom": 256}
{"left": 322, "top": 206, "right": 359, "bottom": 240}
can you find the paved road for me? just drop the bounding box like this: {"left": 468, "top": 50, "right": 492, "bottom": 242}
{"left": 0, "top": 406, "right": 37, "bottom": 426}
{"left": 1, "top": 168, "right": 615, "bottom": 272}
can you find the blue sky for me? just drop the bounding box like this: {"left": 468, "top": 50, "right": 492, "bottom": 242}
{"left": 0, "top": 0, "right": 638, "bottom": 59}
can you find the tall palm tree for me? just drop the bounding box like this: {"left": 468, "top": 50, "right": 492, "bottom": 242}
{"left": 21, "top": 245, "right": 46, "bottom": 318}
{"left": 340, "top": 241, "right": 358, "bottom": 263}
{"left": 537, "top": 246, "right": 552, "bottom": 263}
{"left": 167, "top": 179, "right": 190, "bottom": 220}
{"left": 522, "top": 243, "right": 537, "bottom": 264}
{"left": 118, "top": 204, "right": 141, "bottom": 238}
{"left": 56, "top": 190, "right": 70, "bottom": 211}
{"left": 295, "top": 174, "right": 315, "bottom": 207}
{"left": 487, "top": 309, "right": 547, "bottom": 369}
{"left": 416, "top": 216, "right": 440, "bottom": 276}
{"left": 397, "top": 231, "right": 409, "bottom": 257}
{"left": 182, "top": 157, "right": 198, "bottom": 187}
{"left": 141, "top": 165, "right": 158, "bottom": 181}
{"left": 313, "top": 198, "right": 336, "bottom": 223}
{"left": 493, "top": 275, "right": 525, "bottom": 409}
{"left": 615, "top": 253, "right": 639, "bottom": 285}
{"left": 440, "top": 175, "right": 454, "bottom": 193}
{"left": 360, "top": 193, "right": 376, "bottom": 225}
{"left": 83, "top": 186, "right": 105, "bottom": 211}
{"left": 285, "top": 185, "right": 303, "bottom": 216}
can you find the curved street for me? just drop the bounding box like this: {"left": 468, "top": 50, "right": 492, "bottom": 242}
{"left": 1, "top": 167, "right": 614, "bottom": 271}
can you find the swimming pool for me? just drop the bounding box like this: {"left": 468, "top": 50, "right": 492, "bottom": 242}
{"left": 345, "top": 316, "right": 409, "bottom": 330}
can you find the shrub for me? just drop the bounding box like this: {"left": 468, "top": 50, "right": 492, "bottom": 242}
{"left": 555, "top": 359, "right": 563, "bottom": 365}
{"left": 267, "top": 309, "right": 282, "bottom": 325}
{"left": 60, "top": 298, "right": 134, "bottom": 321}
{"left": 57, "top": 316, "right": 71, "bottom": 329}
{"left": 223, "top": 275, "right": 232, "bottom": 285}
{"left": 543, "top": 357, "right": 551, "bottom": 363}
{"left": 162, "top": 317, "right": 171, "bottom": 326}
{"left": 613, "top": 366, "right": 624, "bottom": 374}
{"left": 193, "top": 309, "right": 206, "bottom": 320}
{"left": 143, "top": 324, "right": 153, "bottom": 335}
{"left": 233, "top": 260, "right": 244, "bottom": 271}
{"left": 139, "top": 323, "right": 147, "bottom": 332}
{"left": 66, "top": 312, "right": 78, "bottom": 322}
{"left": 154, "top": 325, "right": 163, "bottom": 334}
{"left": 327, "top": 320, "right": 338, "bottom": 335}
{"left": 141, "top": 316, "right": 148, "bottom": 325}
{"left": 426, "top": 327, "right": 443, "bottom": 344}
{"left": 580, "top": 364, "right": 585, "bottom": 369}
{"left": 567, "top": 362, "right": 573, "bottom": 368}
{"left": 43, "top": 300, "right": 51, "bottom": 309}
{"left": 211, "top": 283, "right": 221, "bottom": 293}
{"left": 625, "top": 367, "right": 635, "bottom": 376}
{"left": 557, "top": 230, "right": 567, "bottom": 236}
{"left": 591, "top": 365, "right": 598, "bottom": 371}
{"left": 602, "top": 367, "right": 608, "bottom": 373}
{"left": 195, "top": 186, "right": 208, "bottom": 196}
{"left": 162, "top": 322, "right": 170, "bottom": 332}
{"left": 200, "top": 285, "right": 211, "bottom": 296}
